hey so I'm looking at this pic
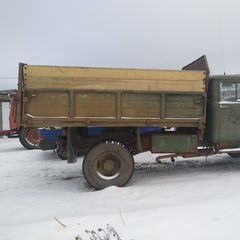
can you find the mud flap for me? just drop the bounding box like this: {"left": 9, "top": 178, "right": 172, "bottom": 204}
{"left": 67, "top": 127, "right": 77, "bottom": 163}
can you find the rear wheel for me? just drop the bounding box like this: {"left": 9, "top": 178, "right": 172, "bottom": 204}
{"left": 19, "top": 127, "right": 38, "bottom": 149}
{"left": 55, "top": 145, "right": 67, "bottom": 160}
{"left": 83, "top": 140, "right": 134, "bottom": 190}
{"left": 55, "top": 136, "right": 67, "bottom": 160}
{"left": 55, "top": 140, "right": 78, "bottom": 160}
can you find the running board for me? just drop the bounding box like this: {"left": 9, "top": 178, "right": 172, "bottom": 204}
{"left": 155, "top": 148, "right": 240, "bottom": 163}
{"left": 219, "top": 148, "right": 240, "bottom": 153}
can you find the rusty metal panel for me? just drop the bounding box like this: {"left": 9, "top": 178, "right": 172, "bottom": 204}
{"left": 182, "top": 55, "right": 210, "bottom": 75}
{"left": 151, "top": 134, "right": 198, "bottom": 153}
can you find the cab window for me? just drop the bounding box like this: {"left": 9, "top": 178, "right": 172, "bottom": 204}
{"left": 220, "top": 82, "right": 240, "bottom": 102}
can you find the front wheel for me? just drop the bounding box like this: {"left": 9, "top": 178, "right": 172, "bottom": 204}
{"left": 82, "top": 140, "right": 134, "bottom": 190}
{"left": 19, "top": 127, "right": 38, "bottom": 149}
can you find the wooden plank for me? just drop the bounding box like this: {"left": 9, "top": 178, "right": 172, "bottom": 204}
{"left": 165, "top": 94, "right": 205, "bottom": 118}
{"left": 23, "top": 65, "right": 206, "bottom": 92}
{"left": 121, "top": 93, "right": 161, "bottom": 118}
{"left": 75, "top": 92, "right": 116, "bottom": 117}
{"left": 25, "top": 92, "right": 69, "bottom": 117}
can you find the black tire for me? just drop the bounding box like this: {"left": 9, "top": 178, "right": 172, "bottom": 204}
{"left": 55, "top": 143, "right": 78, "bottom": 160}
{"left": 83, "top": 140, "right": 134, "bottom": 190}
{"left": 19, "top": 127, "right": 38, "bottom": 150}
{"left": 227, "top": 153, "right": 240, "bottom": 158}
{"left": 55, "top": 147, "right": 67, "bottom": 160}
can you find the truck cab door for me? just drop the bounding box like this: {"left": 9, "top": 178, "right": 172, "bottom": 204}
{"left": 219, "top": 82, "right": 240, "bottom": 141}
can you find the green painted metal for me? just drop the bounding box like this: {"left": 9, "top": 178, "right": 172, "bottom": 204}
{"left": 206, "top": 75, "right": 240, "bottom": 143}
{"left": 151, "top": 134, "right": 198, "bottom": 153}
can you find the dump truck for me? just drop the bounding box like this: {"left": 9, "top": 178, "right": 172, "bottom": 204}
{"left": 14, "top": 55, "right": 240, "bottom": 189}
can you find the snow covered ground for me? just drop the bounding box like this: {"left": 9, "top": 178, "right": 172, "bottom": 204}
{"left": 1, "top": 138, "right": 240, "bottom": 240}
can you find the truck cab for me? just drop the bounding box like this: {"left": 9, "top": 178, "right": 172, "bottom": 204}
{"left": 207, "top": 75, "right": 240, "bottom": 151}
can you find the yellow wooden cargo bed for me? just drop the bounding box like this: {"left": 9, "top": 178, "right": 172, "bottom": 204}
{"left": 23, "top": 65, "right": 206, "bottom": 92}
{"left": 16, "top": 64, "right": 207, "bottom": 128}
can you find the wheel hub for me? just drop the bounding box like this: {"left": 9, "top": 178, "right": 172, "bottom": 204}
{"left": 103, "top": 160, "right": 115, "bottom": 171}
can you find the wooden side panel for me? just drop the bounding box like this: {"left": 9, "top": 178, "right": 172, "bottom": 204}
{"left": 25, "top": 92, "right": 69, "bottom": 117}
{"left": 75, "top": 92, "right": 116, "bottom": 117}
{"left": 21, "top": 90, "right": 206, "bottom": 124}
{"left": 121, "top": 93, "right": 161, "bottom": 118}
{"left": 165, "top": 94, "right": 205, "bottom": 118}
{"left": 23, "top": 65, "right": 206, "bottom": 93}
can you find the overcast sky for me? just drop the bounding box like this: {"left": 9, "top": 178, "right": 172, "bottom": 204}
{"left": 1, "top": 0, "right": 240, "bottom": 90}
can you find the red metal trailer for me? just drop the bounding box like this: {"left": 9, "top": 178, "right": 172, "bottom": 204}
{"left": 0, "top": 89, "right": 38, "bottom": 149}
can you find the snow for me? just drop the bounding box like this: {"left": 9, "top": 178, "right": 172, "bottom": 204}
{"left": 1, "top": 138, "right": 240, "bottom": 240}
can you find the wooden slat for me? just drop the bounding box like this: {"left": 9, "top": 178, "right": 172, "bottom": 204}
{"left": 23, "top": 65, "right": 206, "bottom": 92}
{"left": 165, "top": 94, "right": 205, "bottom": 118}
{"left": 75, "top": 92, "right": 116, "bottom": 117}
{"left": 25, "top": 92, "right": 69, "bottom": 117}
{"left": 121, "top": 93, "right": 162, "bottom": 118}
